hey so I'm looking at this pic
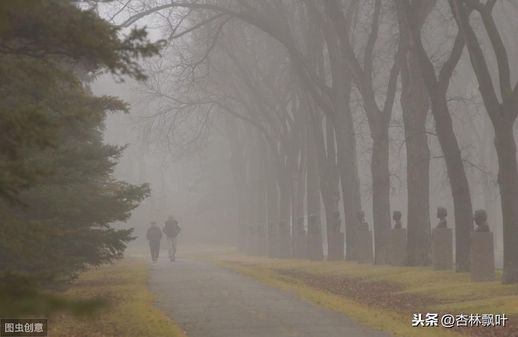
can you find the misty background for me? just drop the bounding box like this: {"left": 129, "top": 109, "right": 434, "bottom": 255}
{"left": 91, "top": 0, "right": 518, "bottom": 265}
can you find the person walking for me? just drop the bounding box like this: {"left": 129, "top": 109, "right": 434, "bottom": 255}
{"left": 163, "top": 215, "right": 181, "bottom": 262}
{"left": 146, "top": 222, "right": 162, "bottom": 263}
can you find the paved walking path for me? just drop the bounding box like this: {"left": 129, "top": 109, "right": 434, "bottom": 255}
{"left": 149, "top": 258, "right": 392, "bottom": 337}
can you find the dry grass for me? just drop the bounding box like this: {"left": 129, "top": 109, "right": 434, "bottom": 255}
{"left": 204, "top": 251, "right": 518, "bottom": 337}
{"left": 48, "top": 258, "right": 187, "bottom": 337}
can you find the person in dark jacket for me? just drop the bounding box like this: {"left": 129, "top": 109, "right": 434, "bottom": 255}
{"left": 163, "top": 215, "right": 181, "bottom": 262}
{"left": 146, "top": 222, "right": 162, "bottom": 263}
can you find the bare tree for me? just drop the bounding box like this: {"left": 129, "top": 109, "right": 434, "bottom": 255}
{"left": 400, "top": 0, "right": 474, "bottom": 272}
{"left": 450, "top": 0, "right": 518, "bottom": 283}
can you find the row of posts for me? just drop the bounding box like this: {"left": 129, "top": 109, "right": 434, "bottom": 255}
{"left": 245, "top": 208, "right": 495, "bottom": 282}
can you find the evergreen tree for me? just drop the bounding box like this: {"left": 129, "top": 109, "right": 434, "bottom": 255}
{"left": 0, "top": 0, "right": 160, "bottom": 201}
{"left": 0, "top": 0, "right": 160, "bottom": 314}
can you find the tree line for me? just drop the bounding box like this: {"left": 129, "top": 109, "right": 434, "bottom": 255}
{"left": 122, "top": 0, "right": 518, "bottom": 284}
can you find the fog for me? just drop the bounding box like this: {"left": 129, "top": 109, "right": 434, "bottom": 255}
{"left": 93, "top": 76, "right": 238, "bottom": 249}
{"left": 4, "top": 1, "right": 518, "bottom": 336}
{"left": 89, "top": 1, "right": 518, "bottom": 270}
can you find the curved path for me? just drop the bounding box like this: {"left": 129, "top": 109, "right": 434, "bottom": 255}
{"left": 149, "top": 258, "right": 392, "bottom": 337}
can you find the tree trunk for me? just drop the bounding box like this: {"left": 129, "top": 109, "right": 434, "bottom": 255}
{"left": 306, "top": 121, "right": 323, "bottom": 261}
{"left": 448, "top": 0, "right": 518, "bottom": 282}
{"left": 494, "top": 121, "right": 518, "bottom": 283}
{"left": 292, "top": 148, "right": 306, "bottom": 258}
{"left": 303, "top": 93, "right": 340, "bottom": 260}
{"left": 371, "top": 127, "right": 391, "bottom": 264}
{"left": 267, "top": 150, "right": 280, "bottom": 258}
{"left": 325, "top": 28, "right": 362, "bottom": 261}
{"left": 322, "top": 0, "right": 396, "bottom": 264}
{"left": 334, "top": 109, "right": 362, "bottom": 260}
{"left": 401, "top": 49, "right": 431, "bottom": 266}
{"left": 277, "top": 171, "right": 292, "bottom": 258}
{"left": 254, "top": 135, "right": 269, "bottom": 255}
{"left": 226, "top": 120, "right": 251, "bottom": 251}
{"left": 400, "top": 0, "right": 473, "bottom": 271}
{"left": 323, "top": 116, "right": 342, "bottom": 260}
{"left": 431, "top": 92, "right": 473, "bottom": 271}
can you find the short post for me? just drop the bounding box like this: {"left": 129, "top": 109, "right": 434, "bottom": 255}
{"left": 278, "top": 220, "right": 290, "bottom": 258}
{"left": 307, "top": 214, "right": 323, "bottom": 261}
{"left": 247, "top": 224, "right": 257, "bottom": 256}
{"left": 431, "top": 228, "right": 453, "bottom": 270}
{"left": 328, "top": 233, "right": 345, "bottom": 261}
{"left": 328, "top": 211, "right": 344, "bottom": 260}
{"left": 293, "top": 217, "right": 306, "bottom": 258}
{"left": 257, "top": 223, "right": 267, "bottom": 256}
{"left": 389, "top": 211, "right": 407, "bottom": 266}
{"left": 267, "top": 222, "right": 278, "bottom": 258}
{"left": 431, "top": 207, "right": 453, "bottom": 270}
{"left": 356, "top": 226, "right": 374, "bottom": 264}
{"left": 470, "top": 210, "right": 495, "bottom": 282}
{"left": 389, "top": 229, "right": 407, "bottom": 266}
{"left": 355, "top": 211, "right": 373, "bottom": 263}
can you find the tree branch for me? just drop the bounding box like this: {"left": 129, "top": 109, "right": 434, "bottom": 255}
{"left": 478, "top": 1, "right": 512, "bottom": 100}
{"left": 363, "top": 0, "right": 381, "bottom": 83}
{"left": 437, "top": 32, "right": 465, "bottom": 90}
{"left": 449, "top": 0, "right": 501, "bottom": 119}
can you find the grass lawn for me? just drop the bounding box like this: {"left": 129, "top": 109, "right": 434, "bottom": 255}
{"left": 204, "top": 251, "right": 518, "bottom": 337}
{"left": 48, "top": 258, "right": 187, "bottom": 337}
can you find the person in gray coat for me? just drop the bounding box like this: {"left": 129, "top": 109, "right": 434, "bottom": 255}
{"left": 163, "top": 215, "right": 181, "bottom": 262}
